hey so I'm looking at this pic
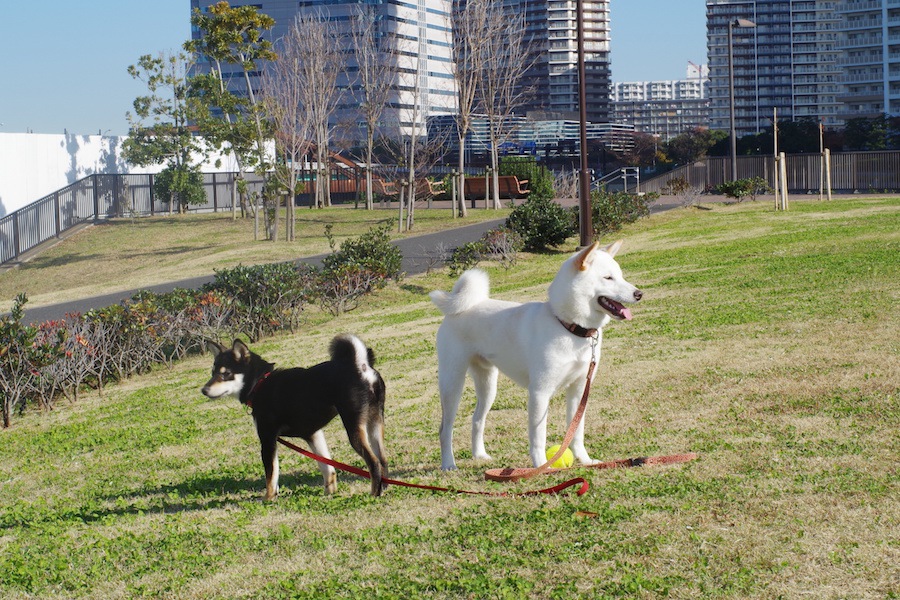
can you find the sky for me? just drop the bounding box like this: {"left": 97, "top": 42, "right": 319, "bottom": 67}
{"left": 0, "top": 1, "right": 708, "bottom": 137}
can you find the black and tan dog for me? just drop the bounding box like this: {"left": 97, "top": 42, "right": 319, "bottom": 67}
{"left": 201, "top": 334, "right": 388, "bottom": 499}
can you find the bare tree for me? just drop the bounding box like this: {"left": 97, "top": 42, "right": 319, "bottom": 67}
{"left": 296, "top": 11, "right": 345, "bottom": 208}
{"left": 349, "top": 5, "right": 398, "bottom": 210}
{"left": 261, "top": 28, "right": 318, "bottom": 242}
{"left": 450, "top": 0, "right": 494, "bottom": 218}
{"left": 375, "top": 42, "right": 451, "bottom": 233}
{"left": 478, "top": 8, "right": 535, "bottom": 209}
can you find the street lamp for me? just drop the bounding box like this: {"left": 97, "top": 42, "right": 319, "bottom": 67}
{"left": 576, "top": 0, "right": 591, "bottom": 248}
{"left": 728, "top": 17, "right": 756, "bottom": 181}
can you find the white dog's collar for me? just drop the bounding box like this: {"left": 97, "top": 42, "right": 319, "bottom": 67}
{"left": 557, "top": 318, "right": 598, "bottom": 338}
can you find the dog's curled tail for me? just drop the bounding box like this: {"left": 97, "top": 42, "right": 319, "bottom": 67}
{"left": 330, "top": 334, "right": 379, "bottom": 383}
{"left": 429, "top": 268, "right": 489, "bottom": 316}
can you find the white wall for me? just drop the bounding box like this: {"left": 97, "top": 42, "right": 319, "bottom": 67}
{"left": 0, "top": 133, "right": 241, "bottom": 217}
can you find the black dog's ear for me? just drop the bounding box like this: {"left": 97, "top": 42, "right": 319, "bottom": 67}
{"left": 232, "top": 340, "right": 251, "bottom": 362}
{"left": 207, "top": 340, "right": 228, "bottom": 357}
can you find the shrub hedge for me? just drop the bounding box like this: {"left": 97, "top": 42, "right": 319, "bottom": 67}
{"left": 0, "top": 225, "right": 403, "bottom": 428}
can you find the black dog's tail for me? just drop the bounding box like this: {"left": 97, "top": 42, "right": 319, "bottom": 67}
{"left": 330, "top": 334, "right": 378, "bottom": 381}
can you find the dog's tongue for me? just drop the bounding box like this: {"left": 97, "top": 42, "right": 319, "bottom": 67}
{"left": 600, "top": 297, "right": 633, "bottom": 320}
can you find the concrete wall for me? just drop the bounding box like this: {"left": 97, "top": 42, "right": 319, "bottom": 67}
{"left": 0, "top": 133, "right": 240, "bottom": 217}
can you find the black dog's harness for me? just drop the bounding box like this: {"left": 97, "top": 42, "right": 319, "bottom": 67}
{"left": 243, "top": 371, "right": 272, "bottom": 409}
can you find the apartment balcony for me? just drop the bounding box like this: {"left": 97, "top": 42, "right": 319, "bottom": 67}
{"left": 845, "top": 71, "right": 885, "bottom": 83}
{"left": 838, "top": 1, "right": 884, "bottom": 14}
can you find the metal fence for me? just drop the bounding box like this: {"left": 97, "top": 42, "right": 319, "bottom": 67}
{"left": 0, "top": 172, "right": 266, "bottom": 265}
{"left": 5, "top": 150, "right": 898, "bottom": 265}
{"left": 0, "top": 162, "right": 490, "bottom": 265}
{"left": 638, "top": 150, "right": 900, "bottom": 195}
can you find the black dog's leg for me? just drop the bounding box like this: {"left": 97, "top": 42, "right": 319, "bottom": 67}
{"left": 367, "top": 410, "right": 389, "bottom": 494}
{"left": 343, "top": 415, "right": 384, "bottom": 497}
{"left": 259, "top": 433, "right": 279, "bottom": 501}
{"left": 306, "top": 430, "right": 337, "bottom": 495}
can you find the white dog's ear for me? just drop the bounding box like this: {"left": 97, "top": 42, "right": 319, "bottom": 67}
{"left": 603, "top": 240, "right": 624, "bottom": 257}
{"left": 575, "top": 242, "right": 600, "bottom": 271}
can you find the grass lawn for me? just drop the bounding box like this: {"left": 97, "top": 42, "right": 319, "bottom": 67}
{"left": 0, "top": 206, "right": 508, "bottom": 309}
{"left": 0, "top": 197, "right": 897, "bottom": 599}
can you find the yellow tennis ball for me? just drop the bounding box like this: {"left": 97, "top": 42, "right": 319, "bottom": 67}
{"left": 546, "top": 444, "right": 574, "bottom": 468}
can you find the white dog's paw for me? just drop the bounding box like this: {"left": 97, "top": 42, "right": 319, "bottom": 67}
{"left": 441, "top": 461, "right": 458, "bottom": 471}
{"left": 472, "top": 451, "right": 493, "bottom": 462}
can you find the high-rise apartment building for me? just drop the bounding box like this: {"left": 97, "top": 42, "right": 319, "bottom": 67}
{"left": 612, "top": 64, "right": 710, "bottom": 139}
{"left": 837, "top": 0, "right": 900, "bottom": 120}
{"left": 189, "top": 0, "right": 456, "bottom": 139}
{"left": 706, "top": 0, "right": 842, "bottom": 137}
{"left": 511, "top": 0, "right": 612, "bottom": 124}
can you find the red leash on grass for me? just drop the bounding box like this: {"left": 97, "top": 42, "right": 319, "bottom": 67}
{"left": 484, "top": 333, "right": 698, "bottom": 482}
{"left": 277, "top": 437, "right": 590, "bottom": 497}
{"left": 278, "top": 330, "right": 697, "bottom": 496}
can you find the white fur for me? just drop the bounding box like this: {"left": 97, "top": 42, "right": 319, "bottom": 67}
{"left": 201, "top": 372, "right": 245, "bottom": 399}
{"left": 429, "top": 241, "right": 641, "bottom": 470}
{"left": 348, "top": 334, "right": 380, "bottom": 386}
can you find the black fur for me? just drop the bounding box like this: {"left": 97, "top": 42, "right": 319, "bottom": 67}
{"left": 201, "top": 335, "right": 388, "bottom": 499}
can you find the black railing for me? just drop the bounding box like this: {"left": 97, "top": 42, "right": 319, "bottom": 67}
{"left": 0, "top": 172, "right": 267, "bottom": 265}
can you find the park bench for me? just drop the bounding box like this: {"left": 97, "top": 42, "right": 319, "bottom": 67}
{"left": 372, "top": 178, "right": 399, "bottom": 199}
{"left": 415, "top": 178, "right": 445, "bottom": 202}
{"left": 497, "top": 175, "right": 529, "bottom": 199}
{"left": 463, "top": 175, "right": 530, "bottom": 200}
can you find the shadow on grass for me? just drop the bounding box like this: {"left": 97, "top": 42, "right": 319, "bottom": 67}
{"left": 7, "top": 471, "right": 337, "bottom": 526}
{"left": 21, "top": 253, "right": 105, "bottom": 270}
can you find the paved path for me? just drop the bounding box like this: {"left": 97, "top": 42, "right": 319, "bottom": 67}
{"left": 21, "top": 218, "right": 506, "bottom": 324}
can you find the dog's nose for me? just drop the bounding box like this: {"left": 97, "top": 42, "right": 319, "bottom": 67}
{"left": 633, "top": 289, "right": 643, "bottom": 301}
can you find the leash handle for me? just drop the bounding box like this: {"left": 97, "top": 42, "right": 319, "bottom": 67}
{"left": 277, "top": 437, "right": 589, "bottom": 497}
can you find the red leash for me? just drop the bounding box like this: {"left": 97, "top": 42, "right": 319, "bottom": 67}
{"left": 277, "top": 437, "right": 590, "bottom": 497}
{"left": 277, "top": 327, "right": 697, "bottom": 496}
{"left": 484, "top": 334, "right": 698, "bottom": 482}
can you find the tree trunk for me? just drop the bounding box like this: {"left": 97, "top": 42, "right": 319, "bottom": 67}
{"left": 457, "top": 136, "right": 468, "bottom": 218}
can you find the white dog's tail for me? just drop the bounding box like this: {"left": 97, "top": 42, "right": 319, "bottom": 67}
{"left": 429, "top": 269, "right": 489, "bottom": 316}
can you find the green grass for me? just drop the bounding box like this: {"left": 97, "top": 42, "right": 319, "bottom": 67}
{"left": 0, "top": 197, "right": 898, "bottom": 599}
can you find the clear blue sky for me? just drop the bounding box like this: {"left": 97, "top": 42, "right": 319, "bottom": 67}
{"left": 0, "top": 1, "right": 707, "bottom": 137}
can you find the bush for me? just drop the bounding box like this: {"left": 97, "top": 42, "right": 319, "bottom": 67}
{"left": 154, "top": 164, "right": 206, "bottom": 212}
{"left": 446, "top": 226, "right": 524, "bottom": 276}
{"left": 500, "top": 156, "right": 554, "bottom": 201}
{"left": 506, "top": 196, "right": 577, "bottom": 251}
{"left": 663, "top": 176, "right": 704, "bottom": 207}
{"left": 203, "top": 262, "right": 317, "bottom": 342}
{"left": 585, "top": 189, "right": 655, "bottom": 236}
{"left": 716, "top": 177, "right": 770, "bottom": 202}
{"left": 322, "top": 222, "right": 402, "bottom": 282}
{"left": 319, "top": 222, "right": 403, "bottom": 314}
{"left": 0, "top": 294, "right": 66, "bottom": 428}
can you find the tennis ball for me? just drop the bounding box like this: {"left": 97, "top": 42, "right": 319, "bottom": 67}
{"left": 546, "top": 444, "right": 574, "bottom": 468}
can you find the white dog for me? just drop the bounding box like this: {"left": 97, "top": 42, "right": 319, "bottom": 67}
{"left": 429, "top": 240, "right": 642, "bottom": 470}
